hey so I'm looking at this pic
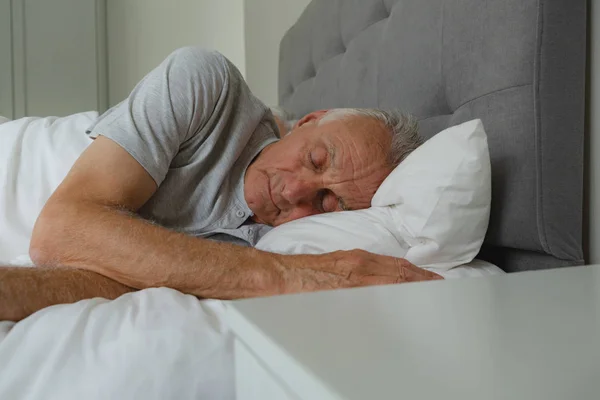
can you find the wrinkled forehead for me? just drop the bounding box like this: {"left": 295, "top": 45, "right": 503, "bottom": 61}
{"left": 320, "top": 116, "right": 392, "bottom": 209}
{"left": 325, "top": 115, "right": 391, "bottom": 156}
{"left": 325, "top": 146, "right": 391, "bottom": 210}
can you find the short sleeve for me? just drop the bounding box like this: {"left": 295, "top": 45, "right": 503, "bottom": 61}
{"left": 86, "top": 47, "right": 230, "bottom": 185}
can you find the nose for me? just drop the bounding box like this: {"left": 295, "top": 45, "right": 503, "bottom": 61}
{"left": 281, "top": 177, "right": 318, "bottom": 206}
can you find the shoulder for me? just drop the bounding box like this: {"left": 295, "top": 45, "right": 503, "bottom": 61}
{"left": 167, "top": 47, "right": 228, "bottom": 67}
{"left": 164, "top": 47, "right": 232, "bottom": 81}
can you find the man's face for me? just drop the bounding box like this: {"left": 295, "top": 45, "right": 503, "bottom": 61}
{"left": 244, "top": 110, "right": 392, "bottom": 226}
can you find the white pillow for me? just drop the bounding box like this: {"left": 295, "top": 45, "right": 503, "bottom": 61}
{"left": 0, "top": 112, "right": 96, "bottom": 262}
{"left": 256, "top": 119, "right": 492, "bottom": 271}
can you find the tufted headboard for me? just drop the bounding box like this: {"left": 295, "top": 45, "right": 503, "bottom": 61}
{"left": 278, "top": 0, "right": 587, "bottom": 272}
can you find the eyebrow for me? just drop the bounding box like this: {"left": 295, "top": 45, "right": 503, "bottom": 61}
{"left": 324, "top": 143, "right": 350, "bottom": 211}
{"left": 326, "top": 143, "right": 337, "bottom": 171}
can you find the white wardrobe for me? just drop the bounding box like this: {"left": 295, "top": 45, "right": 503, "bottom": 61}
{"left": 0, "top": 0, "right": 107, "bottom": 119}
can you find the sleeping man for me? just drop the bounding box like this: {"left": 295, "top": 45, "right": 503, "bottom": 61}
{"left": 0, "top": 47, "right": 442, "bottom": 322}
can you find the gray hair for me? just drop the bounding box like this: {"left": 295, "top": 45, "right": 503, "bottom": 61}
{"left": 319, "top": 108, "right": 422, "bottom": 167}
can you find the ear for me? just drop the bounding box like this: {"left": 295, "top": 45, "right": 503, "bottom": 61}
{"left": 294, "top": 109, "right": 330, "bottom": 129}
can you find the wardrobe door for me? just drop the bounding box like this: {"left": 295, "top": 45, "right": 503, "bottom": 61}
{"left": 10, "top": 0, "right": 107, "bottom": 118}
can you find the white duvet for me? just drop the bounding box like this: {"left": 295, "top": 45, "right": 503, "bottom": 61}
{"left": 0, "top": 112, "right": 96, "bottom": 262}
{"left": 0, "top": 114, "right": 504, "bottom": 399}
{"left": 0, "top": 288, "right": 235, "bottom": 400}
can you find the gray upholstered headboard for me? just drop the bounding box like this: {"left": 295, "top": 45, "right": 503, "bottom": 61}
{"left": 278, "top": 0, "right": 587, "bottom": 272}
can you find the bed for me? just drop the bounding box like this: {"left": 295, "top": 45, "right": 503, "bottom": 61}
{"left": 0, "top": 0, "right": 588, "bottom": 398}
{"left": 278, "top": 0, "right": 587, "bottom": 272}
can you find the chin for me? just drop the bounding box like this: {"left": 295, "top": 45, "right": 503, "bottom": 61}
{"left": 252, "top": 214, "right": 268, "bottom": 225}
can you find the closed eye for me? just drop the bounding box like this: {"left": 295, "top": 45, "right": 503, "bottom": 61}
{"left": 316, "top": 190, "right": 342, "bottom": 213}
{"left": 310, "top": 152, "right": 319, "bottom": 170}
{"left": 308, "top": 147, "right": 328, "bottom": 171}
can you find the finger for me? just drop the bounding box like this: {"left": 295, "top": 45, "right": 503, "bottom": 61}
{"left": 411, "top": 269, "right": 444, "bottom": 280}
{"left": 354, "top": 260, "right": 441, "bottom": 282}
{"left": 395, "top": 260, "right": 444, "bottom": 280}
{"left": 355, "top": 261, "right": 406, "bottom": 278}
{"left": 403, "top": 269, "right": 444, "bottom": 282}
{"left": 345, "top": 252, "right": 444, "bottom": 281}
{"left": 350, "top": 275, "right": 401, "bottom": 287}
{"left": 352, "top": 253, "right": 415, "bottom": 276}
{"left": 351, "top": 274, "right": 440, "bottom": 287}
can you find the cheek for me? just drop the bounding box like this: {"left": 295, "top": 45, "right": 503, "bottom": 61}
{"left": 277, "top": 157, "right": 302, "bottom": 173}
{"left": 269, "top": 142, "right": 306, "bottom": 171}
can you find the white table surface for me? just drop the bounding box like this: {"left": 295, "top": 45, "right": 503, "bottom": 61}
{"left": 226, "top": 265, "right": 600, "bottom": 400}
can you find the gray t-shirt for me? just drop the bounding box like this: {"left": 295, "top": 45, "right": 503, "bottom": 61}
{"left": 86, "top": 47, "right": 279, "bottom": 246}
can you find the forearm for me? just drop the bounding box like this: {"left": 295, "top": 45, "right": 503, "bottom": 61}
{"left": 0, "top": 266, "right": 135, "bottom": 322}
{"left": 31, "top": 201, "right": 289, "bottom": 299}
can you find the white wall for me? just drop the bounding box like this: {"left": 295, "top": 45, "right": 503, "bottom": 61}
{"left": 0, "top": 0, "right": 13, "bottom": 118}
{"left": 244, "top": 0, "right": 311, "bottom": 106}
{"left": 588, "top": 0, "right": 599, "bottom": 264}
{"left": 106, "top": 0, "right": 246, "bottom": 106}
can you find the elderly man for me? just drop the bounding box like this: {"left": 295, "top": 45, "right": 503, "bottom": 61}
{"left": 0, "top": 47, "right": 441, "bottom": 322}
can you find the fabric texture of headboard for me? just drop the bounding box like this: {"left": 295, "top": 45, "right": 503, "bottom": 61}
{"left": 278, "top": 0, "right": 587, "bottom": 272}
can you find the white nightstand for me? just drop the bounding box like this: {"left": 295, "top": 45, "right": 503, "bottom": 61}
{"left": 226, "top": 265, "right": 600, "bottom": 400}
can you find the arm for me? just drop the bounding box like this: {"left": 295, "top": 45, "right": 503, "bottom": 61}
{"left": 30, "top": 137, "right": 440, "bottom": 301}
{"left": 30, "top": 136, "right": 282, "bottom": 299}
{"left": 0, "top": 266, "right": 134, "bottom": 322}
{"left": 1, "top": 248, "right": 437, "bottom": 322}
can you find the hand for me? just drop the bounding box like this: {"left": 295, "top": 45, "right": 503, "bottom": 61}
{"left": 282, "top": 249, "right": 443, "bottom": 294}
